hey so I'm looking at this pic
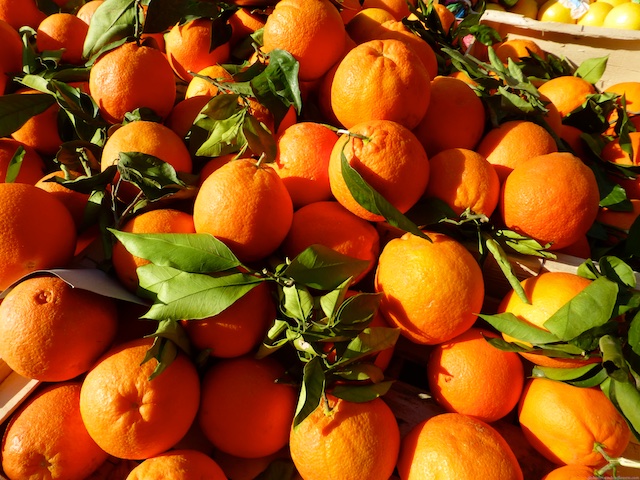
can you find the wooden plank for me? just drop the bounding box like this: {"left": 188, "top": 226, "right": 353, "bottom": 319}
{"left": 0, "top": 359, "right": 39, "bottom": 425}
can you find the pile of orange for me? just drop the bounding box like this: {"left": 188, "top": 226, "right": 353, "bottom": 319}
{"left": 0, "top": 1, "right": 639, "bottom": 479}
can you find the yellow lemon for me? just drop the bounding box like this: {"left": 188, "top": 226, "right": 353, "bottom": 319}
{"left": 577, "top": 0, "right": 614, "bottom": 25}
{"left": 603, "top": 1, "right": 640, "bottom": 28}
{"left": 537, "top": 0, "right": 577, "bottom": 22}
{"left": 598, "top": 0, "right": 630, "bottom": 8}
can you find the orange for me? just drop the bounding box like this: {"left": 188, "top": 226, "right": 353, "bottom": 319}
{"left": 374, "top": 231, "right": 485, "bottom": 345}
{"left": 423, "top": 147, "right": 501, "bottom": 217}
{"left": 495, "top": 38, "right": 547, "bottom": 63}
{"left": 76, "top": 0, "right": 105, "bottom": 25}
{"left": 560, "top": 124, "right": 590, "bottom": 161}
{"left": 228, "top": 7, "right": 266, "bottom": 47}
{"left": 537, "top": 75, "right": 597, "bottom": 118}
{"left": 519, "top": 378, "right": 631, "bottom": 466}
{"left": 164, "top": 95, "right": 212, "bottom": 139}
{"left": 35, "top": 170, "right": 90, "bottom": 229}
{"left": 184, "top": 64, "right": 234, "bottom": 99}
{"left": 271, "top": 121, "right": 338, "bottom": 208}
{"left": 412, "top": 75, "right": 486, "bottom": 157}
{"left": 281, "top": 201, "right": 381, "bottom": 284}
{"left": 0, "top": 0, "right": 46, "bottom": 30}
{"left": 100, "top": 120, "right": 193, "bottom": 201}
{"left": 198, "top": 355, "right": 297, "bottom": 458}
{"left": 331, "top": 38, "right": 431, "bottom": 129}
{"left": 89, "top": 41, "right": 177, "bottom": 124}
{"left": 397, "top": 412, "right": 524, "bottom": 480}
{"left": 497, "top": 271, "right": 602, "bottom": 368}
{"left": 346, "top": 7, "right": 396, "bottom": 43}
{"left": 361, "top": 0, "right": 417, "bottom": 19}
{"left": 0, "top": 18, "right": 23, "bottom": 94}
{"left": 125, "top": 449, "right": 227, "bottom": 480}
{"left": 0, "top": 138, "right": 45, "bottom": 184}
{"left": 164, "top": 18, "right": 231, "bottom": 82}
{"left": 193, "top": 158, "right": 293, "bottom": 263}
{"left": 337, "top": 0, "right": 364, "bottom": 23}
{"left": 262, "top": 0, "right": 346, "bottom": 81}
{"left": 180, "top": 281, "right": 276, "bottom": 358}
{"left": 542, "top": 464, "right": 602, "bottom": 479}
{"left": 596, "top": 198, "right": 640, "bottom": 245}
{"left": 0, "top": 275, "right": 118, "bottom": 382}
{"left": 289, "top": 395, "right": 400, "bottom": 480}
{"left": 555, "top": 233, "right": 591, "bottom": 259}
{"left": 79, "top": 337, "right": 201, "bottom": 460}
{"left": 500, "top": 151, "right": 600, "bottom": 250}
{"left": 434, "top": 3, "right": 456, "bottom": 32}
{"left": 328, "top": 119, "right": 430, "bottom": 222}
{"left": 111, "top": 208, "right": 196, "bottom": 292}
{"left": 245, "top": 97, "right": 297, "bottom": 137}
{"left": 198, "top": 153, "right": 241, "bottom": 185}
{"left": 475, "top": 119, "right": 558, "bottom": 183}
{"left": 601, "top": 131, "right": 640, "bottom": 200}
{"left": 604, "top": 81, "right": 640, "bottom": 134}
{"left": 1, "top": 382, "right": 109, "bottom": 480}
{"left": 0, "top": 183, "right": 76, "bottom": 291}
{"left": 11, "top": 88, "right": 64, "bottom": 157}
{"left": 427, "top": 327, "right": 525, "bottom": 423}
{"left": 36, "top": 12, "right": 89, "bottom": 65}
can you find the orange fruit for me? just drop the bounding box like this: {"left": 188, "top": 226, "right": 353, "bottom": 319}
{"left": 604, "top": 81, "right": 640, "bottom": 135}
{"left": 35, "top": 170, "right": 90, "bottom": 229}
{"left": 180, "top": 281, "right": 276, "bottom": 358}
{"left": 80, "top": 337, "right": 201, "bottom": 460}
{"left": 542, "top": 464, "right": 602, "bottom": 479}
{"left": 331, "top": 38, "right": 431, "bottom": 129}
{"left": 193, "top": 158, "right": 293, "bottom": 263}
{"left": 412, "top": 75, "right": 486, "bottom": 157}
{"left": 0, "top": 18, "right": 23, "bottom": 93}
{"left": 518, "top": 378, "right": 631, "bottom": 466}
{"left": 11, "top": 88, "right": 64, "bottom": 157}
{"left": 397, "top": 412, "right": 524, "bottom": 480}
{"left": 36, "top": 12, "right": 89, "bottom": 65}
{"left": 0, "top": 138, "right": 45, "bottom": 184}
{"left": 475, "top": 120, "right": 559, "bottom": 183}
{"left": 601, "top": 131, "right": 640, "bottom": 200}
{"left": 289, "top": 395, "right": 400, "bottom": 480}
{"left": 164, "top": 18, "right": 231, "bottom": 83}
{"left": 337, "top": 0, "right": 364, "bottom": 23}
{"left": 500, "top": 151, "right": 600, "bottom": 250}
{"left": 560, "top": 124, "right": 590, "bottom": 161}
{"left": 0, "top": 274, "right": 118, "bottom": 382}
{"left": 0, "top": 183, "right": 76, "bottom": 291}
{"left": 228, "top": 7, "right": 266, "bottom": 47}
{"left": 495, "top": 38, "right": 547, "bottom": 63}
{"left": 184, "top": 64, "right": 234, "bottom": 99}
{"left": 597, "top": 197, "right": 640, "bottom": 231}
{"left": 197, "top": 153, "right": 241, "bottom": 185}
{"left": 0, "top": 0, "right": 46, "bottom": 30}
{"left": 164, "top": 95, "right": 212, "bottom": 139}
{"left": 76, "top": 0, "right": 105, "bottom": 25}
{"left": 281, "top": 200, "right": 381, "bottom": 283}
{"left": 89, "top": 41, "right": 177, "bottom": 124}
{"left": 328, "top": 119, "right": 430, "bottom": 222}
{"left": 198, "top": 355, "right": 297, "bottom": 459}
{"left": 434, "top": 3, "right": 456, "bottom": 32}
{"left": 537, "top": 75, "right": 597, "bottom": 118}
{"left": 1, "top": 382, "right": 109, "bottom": 480}
{"left": 125, "top": 449, "right": 227, "bottom": 480}
{"left": 271, "top": 121, "right": 338, "bottom": 208}
{"left": 427, "top": 327, "right": 525, "bottom": 423}
{"left": 361, "top": 0, "right": 417, "bottom": 19}
{"left": 245, "top": 97, "right": 297, "bottom": 138}
{"left": 423, "top": 147, "right": 500, "bottom": 217}
{"left": 374, "top": 231, "right": 485, "bottom": 345}
{"left": 555, "top": 233, "right": 591, "bottom": 259}
{"left": 497, "top": 271, "right": 602, "bottom": 368}
{"left": 262, "top": 0, "right": 346, "bottom": 81}
{"left": 111, "top": 208, "right": 196, "bottom": 292}
{"left": 346, "top": 7, "right": 396, "bottom": 43}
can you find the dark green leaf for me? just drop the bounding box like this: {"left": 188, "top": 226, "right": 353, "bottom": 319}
{"left": 532, "top": 363, "right": 608, "bottom": 388}
{"left": 281, "top": 284, "right": 314, "bottom": 324}
{"left": 319, "top": 281, "right": 350, "bottom": 319}
{"left": 331, "top": 380, "right": 394, "bottom": 402}
{"left": 574, "top": 56, "right": 608, "bottom": 85}
{"left": 332, "top": 292, "right": 382, "bottom": 330}
{"left": 479, "top": 312, "right": 560, "bottom": 344}
{"left": 117, "top": 151, "right": 190, "bottom": 201}
{"left": 293, "top": 357, "right": 325, "bottom": 429}
{"left": 543, "top": 277, "right": 618, "bottom": 341}
{"left": 0, "top": 92, "right": 56, "bottom": 137}
{"left": 484, "top": 237, "right": 529, "bottom": 304}
{"left": 334, "top": 363, "right": 385, "bottom": 382}
{"left": 598, "top": 255, "right": 637, "bottom": 289}
{"left": 605, "top": 378, "right": 640, "bottom": 439}
{"left": 337, "top": 327, "right": 399, "bottom": 365}
{"left": 109, "top": 230, "right": 243, "bottom": 273}
{"left": 83, "top": 0, "right": 140, "bottom": 60}
{"left": 5, "top": 145, "right": 25, "bottom": 183}
{"left": 340, "top": 146, "right": 430, "bottom": 241}
{"left": 50, "top": 165, "right": 117, "bottom": 194}
{"left": 242, "top": 113, "right": 277, "bottom": 162}
{"left": 600, "top": 334, "right": 630, "bottom": 382}
{"left": 192, "top": 95, "right": 247, "bottom": 157}
{"left": 141, "top": 334, "right": 178, "bottom": 380}
{"left": 145, "top": 318, "right": 192, "bottom": 356}
{"left": 282, "top": 244, "right": 369, "bottom": 291}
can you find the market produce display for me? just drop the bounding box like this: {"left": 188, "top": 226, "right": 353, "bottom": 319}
{"left": 0, "top": 0, "right": 639, "bottom": 478}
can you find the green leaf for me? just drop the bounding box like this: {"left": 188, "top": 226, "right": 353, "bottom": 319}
{"left": 145, "top": 318, "right": 192, "bottom": 356}
{"left": 293, "top": 357, "right": 325, "bottom": 429}
{"left": 598, "top": 255, "right": 637, "bottom": 290}
{"left": 600, "top": 335, "right": 630, "bottom": 383}
{"left": 242, "top": 113, "right": 277, "bottom": 162}
{"left": 117, "top": 151, "right": 190, "bottom": 201}
{"left": 138, "top": 267, "right": 263, "bottom": 321}
{"left": 0, "top": 92, "right": 56, "bottom": 137}
{"left": 281, "top": 284, "right": 314, "bottom": 324}
{"left": 336, "top": 327, "right": 400, "bottom": 365}
{"left": 331, "top": 380, "right": 394, "bottom": 402}
{"left": 484, "top": 237, "right": 529, "bottom": 304}
{"left": 339, "top": 145, "right": 430, "bottom": 241}
{"left": 604, "top": 378, "right": 640, "bottom": 439}
{"left": 479, "top": 312, "right": 560, "bottom": 344}
{"left": 574, "top": 56, "right": 608, "bottom": 85}
{"left": 5, "top": 145, "right": 25, "bottom": 183}
{"left": 141, "top": 334, "right": 178, "bottom": 380}
{"left": 192, "top": 95, "right": 247, "bottom": 157}
{"left": 83, "top": 0, "right": 140, "bottom": 60}
{"left": 543, "top": 277, "right": 618, "bottom": 341}
{"left": 532, "top": 363, "right": 608, "bottom": 388}
{"left": 334, "top": 363, "right": 385, "bottom": 383}
{"left": 332, "top": 292, "right": 382, "bottom": 331}
{"left": 282, "top": 244, "right": 369, "bottom": 291}
{"left": 319, "top": 281, "right": 350, "bottom": 319}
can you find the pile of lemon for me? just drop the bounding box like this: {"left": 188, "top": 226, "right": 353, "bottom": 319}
{"left": 494, "top": 0, "right": 640, "bottom": 29}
